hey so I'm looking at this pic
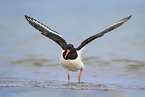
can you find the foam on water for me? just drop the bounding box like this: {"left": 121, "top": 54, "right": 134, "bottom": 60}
{"left": 0, "top": 78, "right": 145, "bottom": 91}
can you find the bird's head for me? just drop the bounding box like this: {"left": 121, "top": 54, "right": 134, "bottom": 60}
{"left": 63, "top": 44, "right": 77, "bottom": 59}
{"left": 64, "top": 44, "right": 74, "bottom": 58}
{"left": 66, "top": 44, "right": 74, "bottom": 50}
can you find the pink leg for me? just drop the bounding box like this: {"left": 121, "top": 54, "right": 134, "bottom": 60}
{"left": 68, "top": 74, "right": 70, "bottom": 83}
{"left": 66, "top": 69, "right": 70, "bottom": 83}
{"left": 78, "top": 69, "right": 83, "bottom": 83}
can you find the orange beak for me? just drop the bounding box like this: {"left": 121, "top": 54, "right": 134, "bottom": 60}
{"left": 65, "top": 49, "right": 70, "bottom": 58}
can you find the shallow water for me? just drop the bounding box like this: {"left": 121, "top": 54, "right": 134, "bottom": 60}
{"left": 1, "top": 87, "right": 145, "bottom": 97}
{"left": 0, "top": 0, "right": 145, "bottom": 96}
{"left": 0, "top": 58, "right": 145, "bottom": 90}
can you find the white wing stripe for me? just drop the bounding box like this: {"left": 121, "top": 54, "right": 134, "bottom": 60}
{"left": 28, "top": 17, "right": 64, "bottom": 39}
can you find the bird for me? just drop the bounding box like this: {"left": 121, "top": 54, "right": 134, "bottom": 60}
{"left": 25, "top": 15, "right": 131, "bottom": 83}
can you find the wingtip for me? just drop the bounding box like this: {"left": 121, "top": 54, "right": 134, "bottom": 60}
{"left": 25, "top": 15, "right": 30, "bottom": 20}
{"left": 119, "top": 15, "right": 132, "bottom": 24}
{"left": 125, "top": 15, "right": 132, "bottom": 20}
{"left": 25, "top": 15, "right": 27, "bottom": 18}
{"left": 127, "top": 15, "right": 132, "bottom": 19}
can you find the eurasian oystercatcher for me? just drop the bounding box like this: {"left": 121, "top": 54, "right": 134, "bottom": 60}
{"left": 25, "top": 15, "right": 131, "bottom": 83}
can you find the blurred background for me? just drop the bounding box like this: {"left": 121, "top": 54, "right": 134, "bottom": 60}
{"left": 0, "top": 0, "right": 145, "bottom": 89}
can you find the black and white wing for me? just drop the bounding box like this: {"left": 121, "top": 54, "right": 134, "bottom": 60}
{"left": 25, "top": 15, "right": 67, "bottom": 50}
{"left": 76, "top": 15, "right": 132, "bottom": 50}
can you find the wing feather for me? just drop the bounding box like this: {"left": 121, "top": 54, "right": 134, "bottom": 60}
{"left": 25, "top": 15, "right": 67, "bottom": 50}
{"left": 76, "top": 15, "right": 132, "bottom": 50}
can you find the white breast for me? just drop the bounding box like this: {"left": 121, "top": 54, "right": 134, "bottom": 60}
{"left": 60, "top": 50, "right": 85, "bottom": 72}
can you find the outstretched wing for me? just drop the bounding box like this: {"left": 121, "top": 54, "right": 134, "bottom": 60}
{"left": 76, "top": 15, "right": 132, "bottom": 50}
{"left": 25, "top": 15, "right": 67, "bottom": 50}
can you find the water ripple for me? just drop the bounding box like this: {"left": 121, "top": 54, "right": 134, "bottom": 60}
{"left": 0, "top": 78, "right": 145, "bottom": 91}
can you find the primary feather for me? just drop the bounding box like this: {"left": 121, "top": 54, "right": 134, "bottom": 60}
{"left": 25, "top": 15, "right": 67, "bottom": 50}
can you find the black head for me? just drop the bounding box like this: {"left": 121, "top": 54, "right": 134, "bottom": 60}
{"left": 66, "top": 44, "right": 74, "bottom": 50}
{"left": 63, "top": 44, "right": 78, "bottom": 60}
